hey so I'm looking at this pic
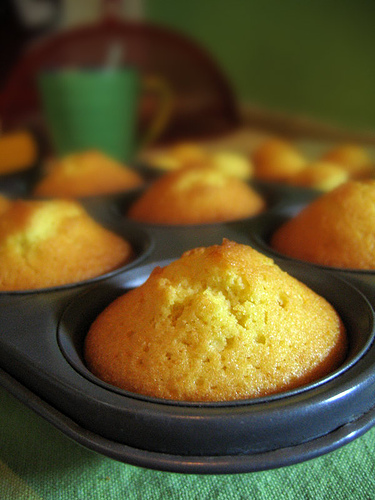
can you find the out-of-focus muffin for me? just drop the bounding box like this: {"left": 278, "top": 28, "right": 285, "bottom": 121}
{"left": 143, "top": 142, "right": 253, "bottom": 179}
{"left": 33, "top": 150, "right": 143, "bottom": 198}
{"left": 0, "top": 131, "right": 38, "bottom": 175}
{"left": 142, "top": 142, "right": 208, "bottom": 171}
{"left": 0, "top": 195, "right": 11, "bottom": 215}
{"left": 85, "top": 239, "right": 347, "bottom": 402}
{"left": 271, "top": 180, "right": 375, "bottom": 269}
{"left": 127, "top": 166, "right": 265, "bottom": 225}
{"left": 321, "top": 144, "right": 374, "bottom": 179}
{"left": 209, "top": 150, "right": 254, "bottom": 180}
{"left": 288, "top": 161, "right": 349, "bottom": 191}
{"left": 252, "top": 138, "right": 307, "bottom": 182}
{"left": 0, "top": 198, "right": 134, "bottom": 290}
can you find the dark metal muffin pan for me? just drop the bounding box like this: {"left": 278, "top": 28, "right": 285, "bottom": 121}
{"left": 1, "top": 176, "right": 375, "bottom": 474}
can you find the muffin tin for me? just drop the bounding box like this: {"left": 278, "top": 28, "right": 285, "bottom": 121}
{"left": 1, "top": 171, "right": 375, "bottom": 474}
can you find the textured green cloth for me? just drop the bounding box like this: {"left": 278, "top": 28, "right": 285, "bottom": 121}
{"left": 1, "top": 386, "right": 374, "bottom": 500}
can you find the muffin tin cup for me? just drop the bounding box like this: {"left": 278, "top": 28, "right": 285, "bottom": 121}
{"left": 0, "top": 164, "right": 41, "bottom": 198}
{"left": 1, "top": 182, "right": 375, "bottom": 474}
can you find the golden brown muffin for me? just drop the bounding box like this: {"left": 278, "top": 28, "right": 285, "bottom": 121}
{"left": 85, "top": 240, "right": 347, "bottom": 402}
{"left": 321, "top": 144, "right": 374, "bottom": 179}
{"left": 33, "top": 150, "right": 143, "bottom": 198}
{"left": 0, "top": 131, "right": 38, "bottom": 175}
{"left": 0, "top": 199, "right": 134, "bottom": 290}
{"left": 252, "top": 138, "right": 307, "bottom": 182}
{"left": 0, "top": 195, "right": 11, "bottom": 215}
{"left": 288, "top": 161, "right": 349, "bottom": 191}
{"left": 210, "top": 150, "right": 254, "bottom": 180}
{"left": 271, "top": 180, "right": 375, "bottom": 269}
{"left": 142, "top": 142, "right": 209, "bottom": 171}
{"left": 127, "top": 166, "right": 265, "bottom": 225}
{"left": 143, "top": 143, "right": 254, "bottom": 179}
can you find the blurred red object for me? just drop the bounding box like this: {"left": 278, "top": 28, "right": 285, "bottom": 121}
{"left": 0, "top": 16, "right": 240, "bottom": 147}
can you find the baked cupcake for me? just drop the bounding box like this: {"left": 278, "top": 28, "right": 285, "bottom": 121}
{"left": 252, "top": 138, "right": 307, "bottom": 182}
{"left": 209, "top": 150, "right": 254, "bottom": 180}
{"left": 85, "top": 240, "right": 347, "bottom": 402}
{"left": 271, "top": 180, "right": 375, "bottom": 269}
{"left": 321, "top": 144, "right": 373, "bottom": 179}
{"left": 33, "top": 150, "right": 143, "bottom": 198}
{"left": 127, "top": 166, "right": 265, "bottom": 225}
{"left": 0, "top": 131, "right": 38, "bottom": 175}
{"left": 142, "top": 142, "right": 208, "bottom": 171}
{"left": 0, "top": 198, "right": 134, "bottom": 290}
{"left": 143, "top": 143, "right": 253, "bottom": 179}
{"left": 288, "top": 161, "right": 349, "bottom": 191}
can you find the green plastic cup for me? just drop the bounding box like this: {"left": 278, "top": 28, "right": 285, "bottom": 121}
{"left": 38, "top": 68, "right": 140, "bottom": 162}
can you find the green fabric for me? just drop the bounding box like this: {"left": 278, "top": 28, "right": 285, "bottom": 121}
{"left": 1, "top": 387, "right": 374, "bottom": 499}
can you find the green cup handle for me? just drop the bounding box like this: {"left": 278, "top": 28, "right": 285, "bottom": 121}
{"left": 139, "top": 75, "right": 173, "bottom": 151}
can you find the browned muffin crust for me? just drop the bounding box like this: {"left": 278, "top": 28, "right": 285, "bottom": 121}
{"left": 127, "top": 166, "right": 265, "bottom": 225}
{"left": 33, "top": 150, "right": 143, "bottom": 198}
{"left": 252, "top": 138, "right": 307, "bottom": 182}
{"left": 272, "top": 180, "right": 375, "bottom": 269}
{"left": 0, "top": 198, "right": 134, "bottom": 290}
{"left": 85, "top": 240, "right": 347, "bottom": 402}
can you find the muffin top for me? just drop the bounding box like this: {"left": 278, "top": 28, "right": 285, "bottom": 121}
{"left": 252, "top": 138, "right": 307, "bottom": 182}
{"left": 85, "top": 240, "right": 347, "bottom": 402}
{"left": 288, "top": 161, "right": 349, "bottom": 191}
{"left": 0, "top": 198, "right": 134, "bottom": 290}
{"left": 33, "top": 150, "right": 143, "bottom": 198}
{"left": 127, "top": 166, "right": 265, "bottom": 225}
{"left": 271, "top": 180, "right": 375, "bottom": 269}
{"left": 141, "top": 142, "right": 254, "bottom": 179}
{"left": 321, "top": 144, "right": 373, "bottom": 179}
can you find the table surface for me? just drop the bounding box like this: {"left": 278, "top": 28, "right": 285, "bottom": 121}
{"left": 1, "top": 384, "right": 375, "bottom": 500}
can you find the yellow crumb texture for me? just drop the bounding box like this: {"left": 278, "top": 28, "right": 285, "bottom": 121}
{"left": 0, "top": 199, "right": 133, "bottom": 290}
{"left": 33, "top": 150, "right": 143, "bottom": 198}
{"left": 272, "top": 180, "right": 375, "bottom": 269}
{"left": 127, "top": 166, "right": 265, "bottom": 224}
{"left": 85, "top": 240, "right": 347, "bottom": 402}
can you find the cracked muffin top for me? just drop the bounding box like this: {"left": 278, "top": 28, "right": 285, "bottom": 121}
{"left": 0, "top": 198, "right": 134, "bottom": 290}
{"left": 84, "top": 239, "right": 347, "bottom": 402}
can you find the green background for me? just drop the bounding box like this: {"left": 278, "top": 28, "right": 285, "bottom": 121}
{"left": 1, "top": 385, "right": 375, "bottom": 499}
{"left": 145, "top": 0, "right": 375, "bottom": 133}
